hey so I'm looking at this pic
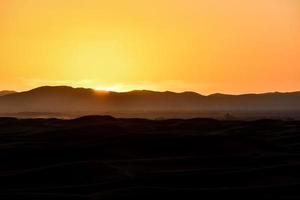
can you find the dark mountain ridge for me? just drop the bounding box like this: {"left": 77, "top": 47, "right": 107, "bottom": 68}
{"left": 0, "top": 86, "right": 300, "bottom": 118}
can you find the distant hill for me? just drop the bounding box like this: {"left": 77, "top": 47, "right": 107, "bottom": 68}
{"left": 0, "top": 90, "right": 17, "bottom": 97}
{"left": 0, "top": 86, "right": 300, "bottom": 118}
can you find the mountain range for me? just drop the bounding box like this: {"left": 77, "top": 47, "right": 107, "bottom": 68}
{"left": 0, "top": 90, "right": 16, "bottom": 97}
{"left": 0, "top": 86, "right": 300, "bottom": 118}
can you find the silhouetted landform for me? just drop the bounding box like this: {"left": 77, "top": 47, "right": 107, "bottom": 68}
{"left": 0, "top": 90, "right": 16, "bottom": 96}
{"left": 1, "top": 86, "right": 300, "bottom": 119}
{"left": 1, "top": 116, "right": 300, "bottom": 199}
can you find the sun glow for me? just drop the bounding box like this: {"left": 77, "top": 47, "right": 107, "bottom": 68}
{"left": 94, "top": 83, "right": 151, "bottom": 92}
{"left": 95, "top": 85, "right": 126, "bottom": 92}
{"left": 94, "top": 83, "right": 156, "bottom": 92}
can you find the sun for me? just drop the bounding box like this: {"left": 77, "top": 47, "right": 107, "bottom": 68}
{"left": 94, "top": 83, "right": 160, "bottom": 93}
{"left": 95, "top": 85, "right": 126, "bottom": 92}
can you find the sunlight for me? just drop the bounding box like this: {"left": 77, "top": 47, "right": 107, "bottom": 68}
{"left": 95, "top": 84, "right": 128, "bottom": 92}
{"left": 94, "top": 83, "right": 156, "bottom": 92}
{"left": 58, "top": 38, "right": 137, "bottom": 84}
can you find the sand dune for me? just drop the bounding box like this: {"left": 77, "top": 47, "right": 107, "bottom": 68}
{"left": 0, "top": 116, "right": 300, "bottom": 199}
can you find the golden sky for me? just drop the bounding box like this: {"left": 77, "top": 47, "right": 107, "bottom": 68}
{"left": 0, "top": 0, "right": 299, "bottom": 94}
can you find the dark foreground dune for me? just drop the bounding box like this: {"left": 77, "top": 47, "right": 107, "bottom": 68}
{"left": 1, "top": 116, "right": 300, "bottom": 199}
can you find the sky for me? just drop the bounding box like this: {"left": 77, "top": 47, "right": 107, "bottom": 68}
{"left": 0, "top": 0, "right": 299, "bottom": 94}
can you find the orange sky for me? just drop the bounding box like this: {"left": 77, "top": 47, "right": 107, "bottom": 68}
{"left": 0, "top": 0, "right": 299, "bottom": 94}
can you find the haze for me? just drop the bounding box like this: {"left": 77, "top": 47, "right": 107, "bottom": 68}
{"left": 0, "top": 0, "right": 299, "bottom": 94}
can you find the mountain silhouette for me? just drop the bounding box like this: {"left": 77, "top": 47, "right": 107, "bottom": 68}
{"left": 0, "top": 90, "right": 16, "bottom": 97}
{"left": 0, "top": 86, "right": 300, "bottom": 118}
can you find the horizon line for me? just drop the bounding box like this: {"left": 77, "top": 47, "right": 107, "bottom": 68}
{"left": 1, "top": 85, "right": 300, "bottom": 97}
